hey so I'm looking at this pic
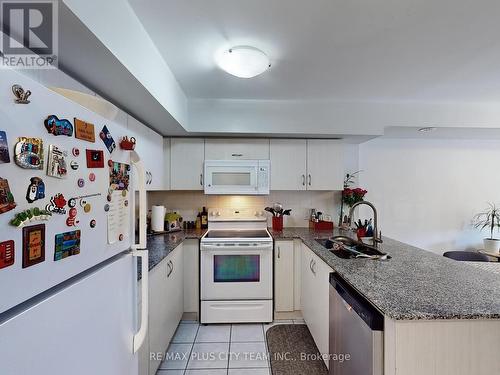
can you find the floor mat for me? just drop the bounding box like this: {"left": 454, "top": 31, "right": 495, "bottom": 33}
{"left": 266, "top": 324, "right": 328, "bottom": 375}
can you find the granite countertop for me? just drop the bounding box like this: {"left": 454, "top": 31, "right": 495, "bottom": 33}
{"left": 137, "top": 228, "right": 206, "bottom": 280}
{"left": 270, "top": 227, "right": 500, "bottom": 321}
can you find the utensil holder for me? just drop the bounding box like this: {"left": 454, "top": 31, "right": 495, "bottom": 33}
{"left": 272, "top": 216, "right": 283, "bottom": 231}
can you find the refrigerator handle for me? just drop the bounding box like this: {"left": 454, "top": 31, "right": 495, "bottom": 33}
{"left": 133, "top": 249, "right": 149, "bottom": 353}
{"left": 130, "top": 151, "right": 147, "bottom": 250}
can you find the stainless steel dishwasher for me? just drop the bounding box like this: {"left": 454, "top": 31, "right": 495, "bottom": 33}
{"left": 329, "top": 273, "right": 384, "bottom": 375}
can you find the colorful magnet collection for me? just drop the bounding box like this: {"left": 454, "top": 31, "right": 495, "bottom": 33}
{"left": 0, "top": 240, "right": 15, "bottom": 269}
{"left": 54, "top": 230, "right": 81, "bottom": 261}
{"left": 15, "top": 137, "right": 44, "bottom": 169}
{"left": 44, "top": 115, "right": 73, "bottom": 137}
{"left": 100, "top": 125, "right": 116, "bottom": 153}
{"left": 22, "top": 224, "right": 45, "bottom": 268}
{"left": 1, "top": 93, "right": 132, "bottom": 271}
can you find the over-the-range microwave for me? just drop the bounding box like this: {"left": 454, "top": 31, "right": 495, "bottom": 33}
{"left": 204, "top": 160, "right": 270, "bottom": 195}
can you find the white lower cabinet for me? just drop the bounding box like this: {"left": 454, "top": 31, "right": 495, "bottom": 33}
{"left": 274, "top": 241, "right": 295, "bottom": 312}
{"left": 148, "top": 244, "right": 184, "bottom": 375}
{"left": 301, "top": 244, "right": 333, "bottom": 368}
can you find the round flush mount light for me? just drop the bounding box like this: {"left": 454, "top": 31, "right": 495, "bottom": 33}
{"left": 418, "top": 127, "right": 437, "bottom": 133}
{"left": 216, "top": 46, "right": 271, "bottom": 78}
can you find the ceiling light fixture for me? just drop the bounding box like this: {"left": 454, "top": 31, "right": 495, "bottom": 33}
{"left": 216, "top": 46, "right": 271, "bottom": 78}
{"left": 418, "top": 127, "right": 437, "bottom": 133}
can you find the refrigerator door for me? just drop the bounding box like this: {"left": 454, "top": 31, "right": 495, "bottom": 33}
{"left": 0, "top": 69, "right": 134, "bottom": 312}
{"left": 0, "top": 252, "right": 138, "bottom": 375}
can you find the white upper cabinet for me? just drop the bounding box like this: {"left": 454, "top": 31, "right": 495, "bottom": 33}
{"left": 205, "top": 138, "right": 270, "bottom": 160}
{"left": 127, "top": 116, "right": 164, "bottom": 191}
{"left": 306, "top": 140, "right": 344, "bottom": 191}
{"left": 170, "top": 138, "right": 205, "bottom": 190}
{"left": 163, "top": 138, "right": 171, "bottom": 190}
{"left": 270, "top": 139, "right": 307, "bottom": 190}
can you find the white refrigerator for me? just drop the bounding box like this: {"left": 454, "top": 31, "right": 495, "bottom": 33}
{"left": 0, "top": 69, "right": 148, "bottom": 374}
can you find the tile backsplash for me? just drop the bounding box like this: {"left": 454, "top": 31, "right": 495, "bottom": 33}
{"left": 148, "top": 191, "right": 341, "bottom": 227}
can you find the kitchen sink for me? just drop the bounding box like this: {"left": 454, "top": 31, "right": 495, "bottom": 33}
{"left": 315, "top": 236, "right": 390, "bottom": 260}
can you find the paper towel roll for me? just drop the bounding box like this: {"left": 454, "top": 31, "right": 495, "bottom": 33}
{"left": 151, "top": 205, "right": 166, "bottom": 232}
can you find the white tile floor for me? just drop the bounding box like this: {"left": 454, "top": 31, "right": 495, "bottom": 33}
{"left": 156, "top": 319, "right": 305, "bottom": 375}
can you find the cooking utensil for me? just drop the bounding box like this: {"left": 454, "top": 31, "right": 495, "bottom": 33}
{"left": 264, "top": 206, "right": 276, "bottom": 216}
{"left": 273, "top": 203, "right": 283, "bottom": 216}
{"left": 282, "top": 209, "right": 292, "bottom": 216}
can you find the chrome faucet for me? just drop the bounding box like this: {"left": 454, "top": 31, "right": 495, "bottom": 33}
{"left": 348, "top": 200, "right": 383, "bottom": 248}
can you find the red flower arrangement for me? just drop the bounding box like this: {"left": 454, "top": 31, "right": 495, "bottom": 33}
{"left": 342, "top": 187, "right": 367, "bottom": 207}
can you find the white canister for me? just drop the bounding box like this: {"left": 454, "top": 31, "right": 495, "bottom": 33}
{"left": 151, "top": 205, "right": 166, "bottom": 232}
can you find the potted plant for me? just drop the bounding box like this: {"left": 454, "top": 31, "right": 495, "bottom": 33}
{"left": 473, "top": 203, "right": 500, "bottom": 253}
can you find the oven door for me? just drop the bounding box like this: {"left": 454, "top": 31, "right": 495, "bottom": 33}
{"left": 201, "top": 242, "right": 273, "bottom": 300}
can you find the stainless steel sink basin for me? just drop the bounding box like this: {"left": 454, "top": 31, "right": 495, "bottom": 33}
{"left": 315, "top": 236, "right": 391, "bottom": 260}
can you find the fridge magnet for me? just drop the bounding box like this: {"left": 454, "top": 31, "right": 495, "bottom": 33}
{"left": 99, "top": 125, "right": 116, "bottom": 153}
{"left": 44, "top": 115, "right": 73, "bottom": 137}
{"left": 74, "top": 118, "right": 95, "bottom": 142}
{"left": 0, "top": 131, "right": 10, "bottom": 163}
{"left": 22, "top": 224, "right": 45, "bottom": 268}
{"left": 89, "top": 172, "right": 96, "bottom": 182}
{"left": 68, "top": 198, "right": 77, "bottom": 208}
{"left": 109, "top": 161, "right": 130, "bottom": 191}
{"left": 104, "top": 204, "right": 110, "bottom": 212}
{"left": 86, "top": 149, "right": 104, "bottom": 168}
{"left": 10, "top": 207, "right": 52, "bottom": 227}
{"left": 26, "top": 177, "right": 45, "bottom": 203}
{"left": 77, "top": 178, "right": 85, "bottom": 188}
{"left": 119, "top": 136, "right": 136, "bottom": 151}
{"left": 0, "top": 178, "right": 17, "bottom": 214}
{"left": 83, "top": 203, "right": 91, "bottom": 213}
{"left": 54, "top": 230, "right": 81, "bottom": 261}
{"left": 46, "top": 145, "right": 68, "bottom": 179}
{"left": 12, "top": 84, "right": 31, "bottom": 104}
{"left": 14, "top": 137, "right": 44, "bottom": 169}
{"left": 90, "top": 219, "right": 96, "bottom": 228}
{"left": 0, "top": 240, "right": 15, "bottom": 269}
{"left": 46, "top": 193, "right": 67, "bottom": 215}
{"left": 70, "top": 161, "right": 79, "bottom": 170}
{"left": 66, "top": 207, "right": 79, "bottom": 227}
{"left": 72, "top": 147, "right": 80, "bottom": 157}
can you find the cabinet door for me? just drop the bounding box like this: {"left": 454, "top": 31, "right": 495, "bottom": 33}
{"left": 165, "top": 244, "right": 184, "bottom": 339}
{"left": 306, "top": 140, "right": 344, "bottom": 190}
{"left": 170, "top": 138, "right": 205, "bottom": 190}
{"left": 270, "top": 139, "right": 307, "bottom": 190}
{"left": 274, "top": 241, "right": 295, "bottom": 312}
{"left": 163, "top": 138, "right": 171, "bottom": 190}
{"left": 301, "top": 245, "right": 332, "bottom": 368}
{"left": 148, "top": 258, "right": 169, "bottom": 375}
{"left": 127, "top": 116, "right": 164, "bottom": 191}
{"left": 205, "top": 138, "right": 269, "bottom": 160}
{"left": 183, "top": 239, "right": 199, "bottom": 316}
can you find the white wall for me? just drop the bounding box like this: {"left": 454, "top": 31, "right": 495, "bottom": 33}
{"left": 148, "top": 190, "right": 340, "bottom": 228}
{"left": 359, "top": 138, "right": 500, "bottom": 253}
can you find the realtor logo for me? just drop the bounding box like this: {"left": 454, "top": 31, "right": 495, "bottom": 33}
{"left": 0, "top": 0, "right": 58, "bottom": 68}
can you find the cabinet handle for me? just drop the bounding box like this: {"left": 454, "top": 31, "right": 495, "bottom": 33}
{"left": 150, "top": 172, "right": 153, "bottom": 185}
{"left": 277, "top": 246, "right": 281, "bottom": 259}
{"left": 231, "top": 153, "right": 243, "bottom": 157}
{"left": 311, "top": 260, "right": 316, "bottom": 275}
{"left": 200, "top": 174, "right": 203, "bottom": 186}
{"left": 167, "top": 260, "right": 173, "bottom": 278}
{"left": 308, "top": 174, "right": 311, "bottom": 186}
{"left": 302, "top": 174, "right": 305, "bottom": 186}
{"left": 309, "top": 259, "right": 313, "bottom": 272}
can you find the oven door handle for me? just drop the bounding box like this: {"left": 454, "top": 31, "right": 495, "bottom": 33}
{"left": 201, "top": 243, "right": 273, "bottom": 251}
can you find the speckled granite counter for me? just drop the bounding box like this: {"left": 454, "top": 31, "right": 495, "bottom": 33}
{"left": 137, "top": 229, "right": 206, "bottom": 280}
{"left": 270, "top": 228, "right": 500, "bottom": 321}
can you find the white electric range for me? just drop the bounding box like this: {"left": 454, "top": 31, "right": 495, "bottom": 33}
{"left": 200, "top": 208, "right": 273, "bottom": 324}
